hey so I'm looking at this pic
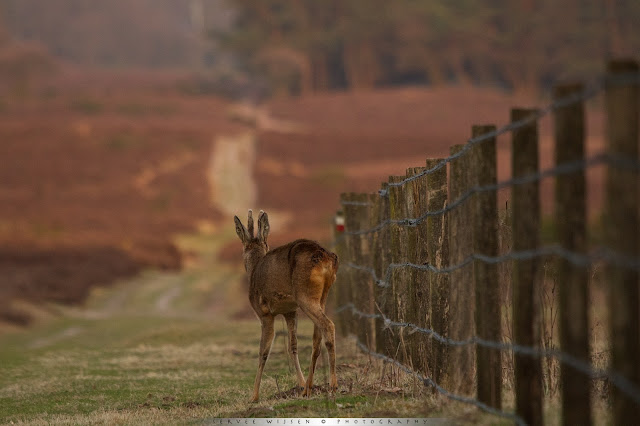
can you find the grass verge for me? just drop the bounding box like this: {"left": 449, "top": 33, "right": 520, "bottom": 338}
{"left": 1, "top": 231, "right": 505, "bottom": 424}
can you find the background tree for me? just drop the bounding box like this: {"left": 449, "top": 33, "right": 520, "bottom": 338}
{"left": 1, "top": 0, "right": 638, "bottom": 95}
{"left": 217, "top": 0, "right": 640, "bottom": 95}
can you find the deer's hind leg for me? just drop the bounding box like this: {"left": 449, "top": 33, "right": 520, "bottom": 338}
{"left": 251, "top": 314, "right": 275, "bottom": 402}
{"left": 299, "top": 263, "right": 338, "bottom": 397}
{"left": 300, "top": 304, "right": 337, "bottom": 395}
{"left": 303, "top": 324, "right": 322, "bottom": 397}
{"left": 283, "top": 311, "right": 306, "bottom": 389}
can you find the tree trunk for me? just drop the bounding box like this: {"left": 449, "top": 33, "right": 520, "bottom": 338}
{"left": 343, "top": 41, "right": 379, "bottom": 90}
{"left": 312, "top": 53, "right": 330, "bottom": 91}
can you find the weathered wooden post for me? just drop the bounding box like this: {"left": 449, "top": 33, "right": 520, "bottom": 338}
{"left": 472, "top": 125, "right": 502, "bottom": 409}
{"left": 410, "top": 168, "right": 432, "bottom": 377}
{"left": 361, "top": 192, "right": 381, "bottom": 351}
{"left": 333, "top": 207, "right": 348, "bottom": 337}
{"left": 352, "top": 192, "right": 375, "bottom": 349}
{"left": 342, "top": 192, "right": 365, "bottom": 338}
{"left": 447, "top": 144, "right": 476, "bottom": 395}
{"left": 554, "top": 83, "right": 592, "bottom": 426}
{"left": 402, "top": 167, "right": 428, "bottom": 373}
{"left": 426, "top": 158, "right": 450, "bottom": 387}
{"left": 338, "top": 192, "right": 355, "bottom": 336}
{"left": 605, "top": 58, "right": 640, "bottom": 424}
{"left": 375, "top": 183, "right": 393, "bottom": 357}
{"left": 511, "top": 109, "right": 543, "bottom": 426}
{"left": 388, "top": 175, "right": 409, "bottom": 364}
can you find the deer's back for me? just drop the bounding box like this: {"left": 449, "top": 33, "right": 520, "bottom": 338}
{"left": 249, "top": 239, "right": 338, "bottom": 315}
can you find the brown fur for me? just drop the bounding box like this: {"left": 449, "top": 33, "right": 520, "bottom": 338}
{"left": 234, "top": 211, "right": 339, "bottom": 402}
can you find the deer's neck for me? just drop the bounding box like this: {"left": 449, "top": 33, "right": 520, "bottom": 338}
{"left": 243, "top": 247, "right": 266, "bottom": 278}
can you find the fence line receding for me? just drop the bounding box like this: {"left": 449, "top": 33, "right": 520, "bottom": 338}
{"left": 332, "top": 59, "right": 640, "bottom": 426}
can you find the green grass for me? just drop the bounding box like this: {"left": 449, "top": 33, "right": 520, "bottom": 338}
{"left": 0, "top": 231, "right": 504, "bottom": 424}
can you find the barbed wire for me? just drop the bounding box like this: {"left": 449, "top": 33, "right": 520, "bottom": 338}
{"left": 381, "top": 83, "right": 601, "bottom": 192}
{"left": 341, "top": 152, "right": 640, "bottom": 233}
{"left": 350, "top": 338, "right": 526, "bottom": 425}
{"left": 368, "top": 71, "right": 639, "bottom": 194}
{"left": 333, "top": 70, "right": 640, "bottom": 423}
{"left": 338, "top": 303, "right": 640, "bottom": 407}
{"left": 343, "top": 243, "right": 640, "bottom": 291}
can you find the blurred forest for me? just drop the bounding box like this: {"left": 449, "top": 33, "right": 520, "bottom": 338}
{"left": 1, "top": 1, "right": 639, "bottom": 95}
{"left": 219, "top": 0, "right": 640, "bottom": 95}
{"left": 0, "top": 0, "right": 231, "bottom": 69}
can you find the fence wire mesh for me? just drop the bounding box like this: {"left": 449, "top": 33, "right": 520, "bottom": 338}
{"left": 333, "top": 69, "right": 640, "bottom": 423}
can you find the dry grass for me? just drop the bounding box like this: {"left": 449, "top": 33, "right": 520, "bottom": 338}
{"left": 0, "top": 230, "right": 509, "bottom": 424}
{"left": 496, "top": 207, "right": 613, "bottom": 423}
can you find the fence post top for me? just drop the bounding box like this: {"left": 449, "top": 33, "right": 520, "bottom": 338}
{"left": 511, "top": 108, "right": 540, "bottom": 120}
{"left": 553, "top": 82, "right": 585, "bottom": 96}
{"left": 472, "top": 124, "right": 497, "bottom": 132}
{"left": 607, "top": 58, "right": 639, "bottom": 73}
{"left": 450, "top": 144, "right": 465, "bottom": 154}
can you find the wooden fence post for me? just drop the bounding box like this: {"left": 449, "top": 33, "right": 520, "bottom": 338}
{"left": 388, "top": 175, "right": 410, "bottom": 364}
{"left": 353, "top": 192, "right": 375, "bottom": 349}
{"left": 554, "top": 83, "right": 592, "bottom": 426}
{"left": 410, "top": 168, "right": 432, "bottom": 377}
{"left": 338, "top": 192, "right": 355, "bottom": 337}
{"left": 511, "top": 109, "right": 543, "bottom": 426}
{"left": 343, "top": 191, "right": 369, "bottom": 339}
{"left": 404, "top": 167, "right": 428, "bottom": 374}
{"left": 333, "top": 207, "right": 348, "bottom": 337}
{"left": 605, "top": 58, "right": 640, "bottom": 424}
{"left": 447, "top": 144, "right": 475, "bottom": 395}
{"left": 472, "top": 125, "right": 502, "bottom": 409}
{"left": 426, "top": 158, "right": 450, "bottom": 387}
{"left": 375, "top": 183, "right": 393, "bottom": 357}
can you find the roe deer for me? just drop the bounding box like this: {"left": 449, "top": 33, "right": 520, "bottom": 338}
{"left": 234, "top": 210, "right": 339, "bottom": 402}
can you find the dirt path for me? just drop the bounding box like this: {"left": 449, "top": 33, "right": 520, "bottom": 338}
{"left": 208, "top": 131, "right": 258, "bottom": 217}
{"left": 28, "top": 326, "right": 84, "bottom": 349}
{"left": 154, "top": 285, "right": 182, "bottom": 312}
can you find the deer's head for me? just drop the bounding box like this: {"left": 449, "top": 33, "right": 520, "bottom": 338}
{"left": 234, "top": 210, "right": 270, "bottom": 271}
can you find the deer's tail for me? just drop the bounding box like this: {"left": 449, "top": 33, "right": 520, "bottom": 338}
{"left": 311, "top": 249, "right": 338, "bottom": 272}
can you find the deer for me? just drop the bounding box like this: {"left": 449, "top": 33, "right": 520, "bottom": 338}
{"left": 234, "top": 209, "right": 339, "bottom": 402}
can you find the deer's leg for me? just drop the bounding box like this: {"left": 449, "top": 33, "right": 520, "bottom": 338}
{"left": 303, "top": 324, "right": 322, "bottom": 397}
{"left": 283, "top": 311, "right": 306, "bottom": 388}
{"left": 251, "top": 314, "right": 275, "bottom": 403}
{"left": 322, "top": 313, "right": 338, "bottom": 393}
{"left": 301, "top": 305, "right": 338, "bottom": 395}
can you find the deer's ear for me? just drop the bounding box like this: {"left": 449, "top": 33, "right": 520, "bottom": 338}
{"left": 234, "top": 216, "right": 248, "bottom": 244}
{"left": 247, "top": 209, "right": 254, "bottom": 238}
{"left": 258, "top": 210, "right": 270, "bottom": 244}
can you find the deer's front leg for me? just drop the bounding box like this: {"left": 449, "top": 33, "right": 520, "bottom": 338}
{"left": 251, "top": 315, "right": 275, "bottom": 403}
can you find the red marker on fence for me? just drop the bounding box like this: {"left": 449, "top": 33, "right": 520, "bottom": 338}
{"left": 335, "top": 211, "right": 345, "bottom": 233}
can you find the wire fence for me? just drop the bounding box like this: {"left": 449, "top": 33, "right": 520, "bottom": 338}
{"left": 339, "top": 303, "right": 640, "bottom": 406}
{"left": 332, "top": 60, "right": 640, "bottom": 425}
{"left": 340, "top": 152, "right": 640, "bottom": 233}
{"left": 352, "top": 337, "right": 527, "bottom": 426}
